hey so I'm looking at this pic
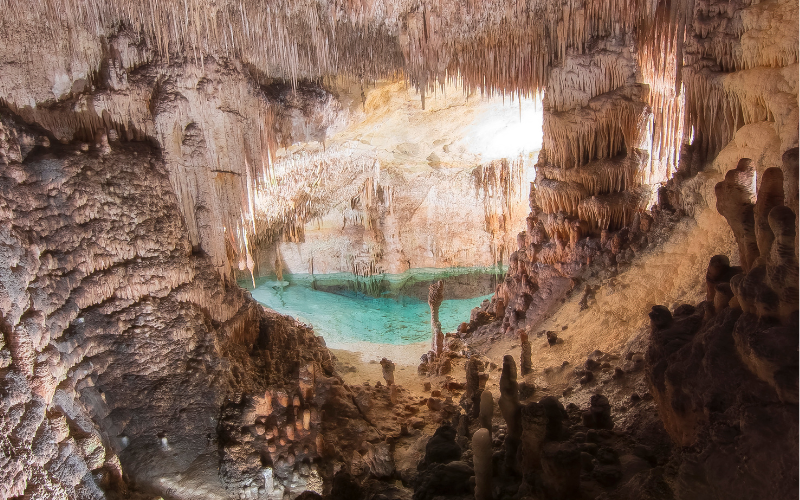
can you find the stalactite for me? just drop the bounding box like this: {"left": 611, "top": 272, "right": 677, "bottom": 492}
{"left": 542, "top": 85, "right": 649, "bottom": 170}
{"left": 541, "top": 212, "right": 573, "bottom": 242}
{"left": 577, "top": 191, "right": 644, "bottom": 232}
{"left": 534, "top": 179, "right": 588, "bottom": 217}
{"left": 538, "top": 151, "right": 645, "bottom": 197}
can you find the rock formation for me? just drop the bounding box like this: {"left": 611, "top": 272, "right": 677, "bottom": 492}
{"left": 461, "top": 356, "right": 483, "bottom": 418}
{"left": 380, "top": 357, "right": 396, "bottom": 386}
{"left": 519, "top": 402, "right": 548, "bottom": 471}
{"left": 540, "top": 442, "right": 582, "bottom": 500}
{"left": 479, "top": 390, "right": 494, "bottom": 434}
{"left": 428, "top": 280, "right": 445, "bottom": 356}
{"left": 646, "top": 153, "right": 799, "bottom": 499}
{"left": 472, "top": 428, "right": 492, "bottom": 500}
{"left": 0, "top": 111, "right": 379, "bottom": 499}
{"left": 520, "top": 330, "right": 533, "bottom": 375}
{"left": 499, "top": 354, "right": 522, "bottom": 472}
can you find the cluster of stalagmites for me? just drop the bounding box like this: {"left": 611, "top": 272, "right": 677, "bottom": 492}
{"left": 406, "top": 348, "right": 664, "bottom": 500}
{"left": 645, "top": 151, "right": 798, "bottom": 499}
{"left": 409, "top": 280, "right": 667, "bottom": 499}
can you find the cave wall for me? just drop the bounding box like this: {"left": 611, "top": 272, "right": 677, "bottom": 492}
{"left": 263, "top": 157, "right": 530, "bottom": 276}
{"left": 0, "top": 113, "right": 370, "bottom": 499}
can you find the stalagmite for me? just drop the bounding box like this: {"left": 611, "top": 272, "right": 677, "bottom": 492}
{"left": 464, "top": 356, "right": 482, "bottom": 418}
{"left": 754, "top": 168, "right": 785, "bottom": 257}
{"left": 715, "top": 159, "right": 760, "bottom": 271}
{"left": 479, "top": 390, "right": 494, "bottom": 434}
{"left": 499, "top": 355, "right": 521, "bottom": 472}
{"left": 519, "top": 402, "right": 548, "bottom": 471}
{"left": 541, "top": 442, "right": 582, "bottom": 499}
{"left": 767, "top": 206, "right": 799, "bottom": 325}
{"left": 380, "top": 358, "right": 395, "bottom": 386}
{"left": 472, "top": 428, "right": 493, "bottom": 500}
{"left": 520, "top": 331, "right": 532, "bottom": 375}
{"left": 263, "top": 468, "right": 274, "bottom": 494}
{"left": 781, "top": 148, "right": 799, "bottom": 216}
{"left": 428, "top": 280, "right": 445, "bottom": 355}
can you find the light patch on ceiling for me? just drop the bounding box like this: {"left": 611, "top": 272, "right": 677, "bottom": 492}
{"left": 456, "top": 94, "right": 543, "bottom": 182}
{"left": 281, "top": 79, "right": 543, "bottom": 181}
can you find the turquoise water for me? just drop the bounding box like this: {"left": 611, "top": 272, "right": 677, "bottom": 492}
{"left": 242, "top": 267, "right": 504, "bottom": 346}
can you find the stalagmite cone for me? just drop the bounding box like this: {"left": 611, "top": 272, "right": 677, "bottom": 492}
{"left": 520, "top": 330, "right": 533, "bottom": 375}
{"left": 264, "top": 392, "right": 273, "bottom": 414}
{"left": 754, "top": 168, "right": 785, "bottom": 257}
{"left": 380, "top": 358, "right": 396, "bottom": 385}
{"left": 473, "top": 428, "right": 492, "bottom": 500}
{"left": 520, "top": 402, "right": 548, "bottom": 470}
{"left": 429, "top": 281, "right": 445, "bottom": 355}
{"left": 479, "top": 390, "right": 494, "bottom": 433}
{"left": 277, "top": 390, "right": 289, "bottom": 408}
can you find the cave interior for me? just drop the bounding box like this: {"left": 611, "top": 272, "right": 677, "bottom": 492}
{"left": 0, "top": 1, "right": 798, "bottom": 500}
